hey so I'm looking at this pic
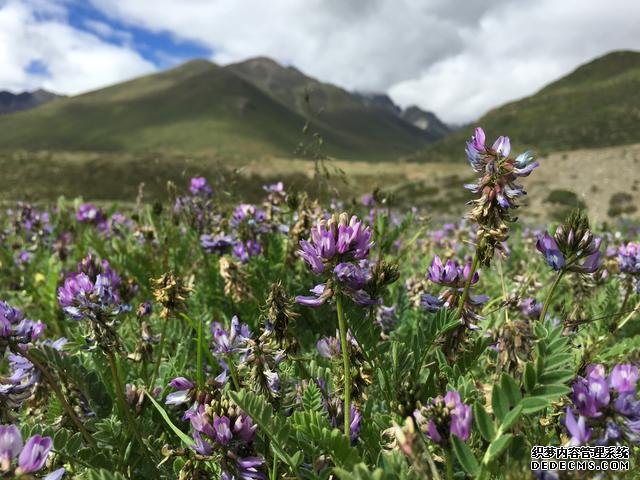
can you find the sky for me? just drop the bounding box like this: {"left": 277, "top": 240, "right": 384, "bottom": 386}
{"left": 1, "top": 0, "right": 639, "bottom": 124}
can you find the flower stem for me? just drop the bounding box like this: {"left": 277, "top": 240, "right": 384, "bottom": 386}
{"left": 106, "top": 350, "right": 148, "bottom": 455}
{"left": 455, "top": 250, "right": 480, "bottom": 320}
{"left": 15, "top": 347, "right": 96, "bottom": 448}
{"left": 148, "top": 317, "right": 170, "bottom": 390}
{"left": 538, "top": 270, "right": 565, "bottom": 322}
{"left": 619, "top": 280, "right": 633, "bottom": 321}
{"left": 445, "top": 451, "right": 454, "bottom": 480}
{"left": 196, "top": 314, "right": 204, "bottom": 387}
{"left": 336, "top": 292, "right": 351, "bottom": 438}
{"left": 497, "top": 257, "right": 509, "bottom": 326}
{"left": 228, "top": 358, "right": 241, "bottom": 391}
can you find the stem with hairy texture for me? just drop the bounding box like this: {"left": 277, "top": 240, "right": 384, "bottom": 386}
{"left": 619, "top": 280, "right": 633, "bottom": 322}
{"left": 445, "top": 451, "right": 454, "bottom": 480}
{"left": 455, "top": 250, "right": 480, "bottom": 320}
{"left": 228, "top": 358, "right": 241, "bottom": 391}
{"left": 196, "top": 314, "right": 204, "bottom": 387}
{"left": 148, "top": 317, "right": 170, "bottom": 390}
{"left": 106, "top": 350, "right": 148, "bottom": 454}
{"left": 538, "top": 270, "right": 565, "bottom": 322}
{"left": 336, "top": 292, "right": 351, "bottom": 438}
{"left": 14, "top": 346, "right": 96, "bottom": 448}
{"left": 497, "top": 257, "right": 509, "bottom": 326}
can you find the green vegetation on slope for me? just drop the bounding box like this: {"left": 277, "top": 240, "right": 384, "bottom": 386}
{"left": 0, "top": 59, "right": 430, "bottom": 161}
{"left": 413, "top": 50, "right": 640, "bottom": 162}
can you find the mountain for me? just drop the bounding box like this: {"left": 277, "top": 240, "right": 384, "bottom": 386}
{"left": 412, "top": 50, "right": 640, "bottom": 162}
{"left": 226, "top": 57, "right": 448, "bottom": 144}
{"left": 0, "top": 89, "right": 61, "bottom": 114}
{"left": 352, "top": 93, "right": 401, "bottom": 116}
{"left": 400, "top": 106, "right": 451, "bottom": 138}
{"left": 0, "top": 58, "right": 440, "bottom": 160}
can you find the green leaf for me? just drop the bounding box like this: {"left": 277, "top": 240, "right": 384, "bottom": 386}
{"left": 545, "top": 353, "right": 572, "bottom": 369}
{"left": 532, "top": 385, "right": 571, "bottom": 398}
{"left": 302, "top": 382, "right": 324, "bottom": 413}
{"left": 484, "top": 434, "right": 513, "bottom": 464}
{"left": 145, "top": 392, "right": 194, "bottom": 447}
{"left": 539, "top": 369, "right": 574, "bottom": 384}
{"left": 491, "top": 384, "right": 509, "bottom": 421}
{"left": 500, "top": 374, "right": 522, "bottom": 405}
{"left": 473, "top": 403, "right": 496, "bottom": 442}
{"left": 86, "top": 469, "right": 128, "bottom": 480}
{"left": 451, "top": 435, "right": 480, "bottom": 476}
{"left": 520, "top": 397, "right": 550, "bottom": 414}
{"left": 499, "top": 404, "right": 523, "bottom": 432}
{"left": 523, "top": 362, "right": 537, "bottom": 393}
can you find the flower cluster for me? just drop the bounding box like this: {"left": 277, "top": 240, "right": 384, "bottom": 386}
{"left": 536, "top": 210, "right": 602, "bottom": 274}
{"left": 228, "top": 203, "right": 269, "bottom": 263}
{"left": 58, "top": 272, "right": 121, "bottom": 322}
{"left": 0, "top": 425, "right": 63, "bottom": 479}
{"left": 210, "top": 316, "right": 285, "bottom": 399}
{"left": 564, "top": 363, "right": 640, "bottom": 445}
{"left": 200, "top": 183, "right": 288, "bottom": 264}
{"left": 0, "top": 300, "right": 49, "bottom": 417}
{"left": 1, "top": 300, "right": 45, "bottom": 345}
{"left": 421, "top": 255, "right": 488, "bottom": 328}
{"left": 185, "top": 398, "right": 265, "bottom": 480}
{"left": 414, "top": 391, "right": 473, "bottom": 444}
{"left": 465, "top": 127, "right": 539, "bottom": 264}
{"left": 174, "top": 177, "right": 217, "bottom": 232}
{"left": 58, "top": 257, "right": 132, "bottom": 350}
{"left": 76, "top": 203, "right": 108, "bottom": 231}
{"left": 296, "top": 213, "right": 376, "bottom": 307}
{"left": 617, "top": 242, "right": 640, "bottom": 292}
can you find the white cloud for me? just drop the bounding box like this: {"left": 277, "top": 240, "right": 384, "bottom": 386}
{"left": 390, "top": 0, "right": 640, "bottom": 123}
{"left": 2, "top": 0, "right": 640, "bottom": 123}
{"left": 0, "top": 0, "right": 154, "bottom": 95}
{"left": 88, "top": 0, "right": 640, "bottom": 123}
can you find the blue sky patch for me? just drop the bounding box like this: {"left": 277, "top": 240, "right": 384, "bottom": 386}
{"left": 66, "top": 2, "right": 212, "bottom": 68}
{"left": 25, "top": 59, "right": 50, "bottom": 77}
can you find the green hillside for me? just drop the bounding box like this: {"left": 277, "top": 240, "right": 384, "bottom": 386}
{"left": 227, "top": 57, "right": 443, "bottom": 143}
{"left": 412, "top": 50, "right": 640, "bottom": 162}
{"left": 0, "top": 59, "right": 430, "bottom": 161}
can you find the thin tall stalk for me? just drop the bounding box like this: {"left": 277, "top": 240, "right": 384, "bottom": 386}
{"left": 196, "top": 314, "right": 204, "bottom": 387}
{"left": 106, "top": 350, "right": 149, "bottom": 456}
{"left": 455, "top": 251, "right": 480, "bottom": 320}
{"left": 538, "top": 270, "right": 565, "bottom": 322}
{"left": 148, "top": 318, "right": 170, "bottom": 389}
{"left": 336, "top": 292, "right": 351, "bottom": 438}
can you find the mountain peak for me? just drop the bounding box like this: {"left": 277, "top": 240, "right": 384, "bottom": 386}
{"left": 0, "top": 88, "right": 60, "bottom": 115}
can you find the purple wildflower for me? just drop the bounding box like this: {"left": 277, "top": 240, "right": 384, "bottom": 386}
{"left": 609, "top": 364, "right": 639, "bottom": 393}
{"left": 200, "top": 234, "right": 234, "bottom": 254}
{"left": 295, "top": 214, "right": 377, "bottom": 308}
{"left": 0, "top": 424, "right": 22, "bottom": 467}
{"left": 414, "top": 390, "right": 473, "bottom": 445}
{"left": 520, "top": 298, "right": 543, "bottom": 320}
{"left": 165, "top": 377, "right": 195, "bottom": 406}
{"left": 564, "top": 408, "right": 591, "bottom": 446}
{"left": 17, "top": 435, "right": 52, "bottom": 473}
{"left": 76, "top": 203, "right": 106, "bottom": 226}
{"left": 536, "top": 233, "right": 565, "bottom": 271}
{"left": 189, "top": 177, "right": 213, "bottom": 197}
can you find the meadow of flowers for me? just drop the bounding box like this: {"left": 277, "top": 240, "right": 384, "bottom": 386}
{"left": 1, "top": 128, "right": 639, "bottom": 479}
